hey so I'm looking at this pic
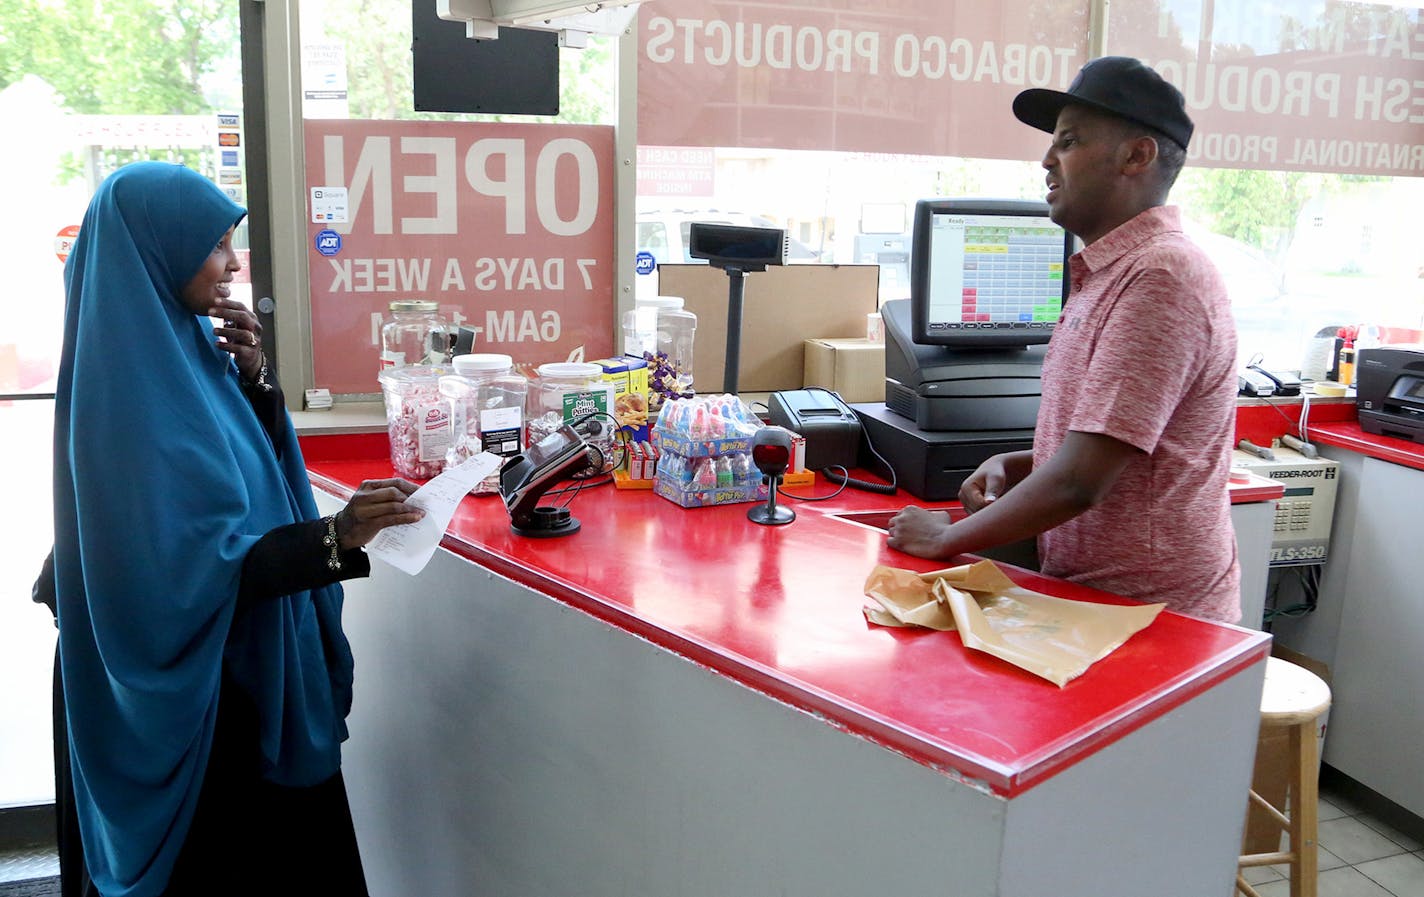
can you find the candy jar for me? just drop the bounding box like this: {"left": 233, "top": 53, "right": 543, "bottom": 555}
{"left": 439, "top": 353, "right": 528, "bottom": 494}
{"left": 528, "top": 362, "right": 616, "bottom": 474}
{"left": 379, "top": 365, "right": 453, "bottom": 479}
{"left": 622, "top": 295, "right": 696, "bottom": 407}
{"left": 380, "top": 300, "right": 453, "bottom": 370}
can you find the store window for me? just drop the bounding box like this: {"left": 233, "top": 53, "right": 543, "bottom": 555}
{"left": 0, "top": 0, "right": 245, "bottom": 807}
{"left": 296, "top": 0, "right": 620, "bottom": 398}
{"left": 632, "top": 1, "right": 1091, "bottom": 303}
{"left": 1108, "top": 0, "right": 1424, "bottom": 369}
{"left": 632, "top": 0, "right": 1424, "bottom": 372}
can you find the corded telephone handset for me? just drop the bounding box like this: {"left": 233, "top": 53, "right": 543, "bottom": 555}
{"left": 1247, "top": 363, "right": 1302, "bottom": 397}
{"left": 1239, "top": 352, "right": 1302, "bottom": 398}
{"left": 766, "top": 388, "right": 897, "bottom": 494}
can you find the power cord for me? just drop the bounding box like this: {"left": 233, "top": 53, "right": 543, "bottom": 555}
{"left": 1257, "top": 393, "right": 1319, "bottom": 457}
{"left": 821, "top": 466, "right": 898, "bottom": 494}
{"left": 1262, "top": 564, "right": 1321, "bottom": 625}
{"left": 777, "top": 466, "right": 849, "bottom": 502}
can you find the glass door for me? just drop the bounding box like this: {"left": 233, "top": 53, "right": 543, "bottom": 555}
{"left": 0, "top": 0, "right": 244, "bottom": 807}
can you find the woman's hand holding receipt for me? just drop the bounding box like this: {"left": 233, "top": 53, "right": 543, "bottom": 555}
{"left": 336, "top": 478, "right": 425, "bottom": 549}
{"left": 365, "top": 454, "right": 503, "bottom": 575}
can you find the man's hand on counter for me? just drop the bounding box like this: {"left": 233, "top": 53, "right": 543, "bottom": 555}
{"left": 886, "top": 506, "right": 955, "bottom": 558}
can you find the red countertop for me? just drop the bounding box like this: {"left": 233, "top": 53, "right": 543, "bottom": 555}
{"left": 1234, "top": 395, "right": 1424, "bottom": 472}
{"left": 303, "top": 434, "right": 1270, "bottom": 798}
{"left": 1310, "top": 420, "right": 1424, "bottom": 472}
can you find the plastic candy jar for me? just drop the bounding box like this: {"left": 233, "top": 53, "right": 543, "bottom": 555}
{"left": 380, "top": 300, "right": 453, "bottom": 370}
{"left": 528, "top": 362, "right": 616, "bottom": 474}
{"left": 378, "top": 364, "right": 453, "bottom": 479}
{"left": 440, "top": 354, "right": 528, "bottom": 494}
{"left": 621, "top": 295, "right": 696, "bottom": 405}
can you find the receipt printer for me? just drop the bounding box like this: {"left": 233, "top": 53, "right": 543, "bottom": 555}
{"left": 1358, "top": 345, "right": 1424, "bottom": 444}
{"left": 768, "top": 388, "right": 861, "bottom": 470}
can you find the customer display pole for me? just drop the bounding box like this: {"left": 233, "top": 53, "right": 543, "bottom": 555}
{"left": 687, "top": 221, "right": 786, "bottom": 395}
{"left": 722, "top": 266, "right": 748, "bottom": 395}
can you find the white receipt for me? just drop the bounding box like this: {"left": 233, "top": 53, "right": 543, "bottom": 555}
{"left": 365, "top": 453, "right": 502, "bottom": 576}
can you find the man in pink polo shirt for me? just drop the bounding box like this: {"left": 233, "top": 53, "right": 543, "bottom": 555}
{"left": 888, "top": 56, "right": 1242, "bottom": 623}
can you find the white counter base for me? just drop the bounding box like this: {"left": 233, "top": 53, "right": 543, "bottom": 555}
{"left": 318, "top": 492, "right": 1264, "bottom": 897}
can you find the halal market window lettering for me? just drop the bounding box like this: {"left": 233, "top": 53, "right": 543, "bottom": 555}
{"left": 1109, "top": 1, "right": 1424, "bottom": 177}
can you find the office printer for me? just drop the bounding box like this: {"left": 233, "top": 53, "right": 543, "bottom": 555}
{"left": 1357, "top": 344, "right": 1424, "bottom": 444}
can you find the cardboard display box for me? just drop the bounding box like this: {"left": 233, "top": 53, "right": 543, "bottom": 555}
{"left": 803, "top": 338, "right": 886, "bottom": 404}
{"left": 657, "top": 264, "right": 878, "bottom": 393}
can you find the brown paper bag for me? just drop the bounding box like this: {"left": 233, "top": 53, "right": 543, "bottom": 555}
{"left": 864, "top": 561, "right": 1165, "bottom": 687}
{"left": 863, "top": 564, "right": 957, "bottom": 630}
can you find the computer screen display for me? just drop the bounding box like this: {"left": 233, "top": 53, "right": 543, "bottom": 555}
{"left": 909, "top": 198, "right": 1072, "bottom": 348}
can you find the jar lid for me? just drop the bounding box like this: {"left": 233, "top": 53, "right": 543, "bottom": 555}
{"left": 378, "top": 363, "right": 448, "bottom": 385}
{"left": 454, "top": 353, "right": 514, "bottom": 375}
{"left": 537, "top": 361, "right": 601, "bottom": 379}
{"left": 635, "top": 296, "right": 685, "bottom": 309}
{"left": 389, "top": 299, "right": 438, "bottom": 313}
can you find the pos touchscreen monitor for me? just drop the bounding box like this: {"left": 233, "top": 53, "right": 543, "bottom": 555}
{"left": 909, "top": 198, "right": 1072, "bottom": 348}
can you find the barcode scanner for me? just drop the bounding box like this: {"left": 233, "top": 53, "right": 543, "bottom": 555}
{"left": 748, "top": 427, "right": 796, "bottom": 526}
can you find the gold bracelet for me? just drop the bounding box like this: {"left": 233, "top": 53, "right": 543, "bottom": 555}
{"left": 323, "top": 514, "right": 342, "bottom": 571}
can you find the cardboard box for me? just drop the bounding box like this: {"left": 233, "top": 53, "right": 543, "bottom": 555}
{"left": 803, "top": 338, "right": 886, "bottom": 404}
{"left": 658, "top": 264, "right": 879, "bottom": 392}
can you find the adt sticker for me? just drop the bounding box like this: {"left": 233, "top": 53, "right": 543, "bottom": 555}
{"left": 315, "top": 229, "right": 342, "bottom": 257}
{"left": 635, "top": 251, "right": 657, "bottom": 275}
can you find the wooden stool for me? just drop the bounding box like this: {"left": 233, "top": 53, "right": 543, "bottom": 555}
{"left": 1237, "top": 656, "right": 1332, "bottom": 897}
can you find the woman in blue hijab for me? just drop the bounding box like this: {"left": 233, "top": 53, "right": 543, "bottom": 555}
{"left": 49, "top": 161, "right": 422, "bottom": 897}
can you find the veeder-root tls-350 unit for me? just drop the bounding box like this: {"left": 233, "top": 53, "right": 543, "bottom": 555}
{"left": 1231, "top": 445, "right": 1339, "bottom": 566}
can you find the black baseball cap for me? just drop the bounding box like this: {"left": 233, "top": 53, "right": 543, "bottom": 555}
{"left": 1012, "top": 56, "right": 1194, "bottom": 149}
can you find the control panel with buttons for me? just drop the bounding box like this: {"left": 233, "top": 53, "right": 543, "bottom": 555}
{"left": 1232, "top": 445, "right": 1339, "bottom": 566}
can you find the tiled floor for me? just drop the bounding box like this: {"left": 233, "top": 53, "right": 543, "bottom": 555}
{"left": 0, "top": 840, "right": 56, "bottom": 884}
{"left": 1241, "top": 780, "right": 1424, "bottom": 897}
{"left": 3, "top": 778, "right": 1422, "bottom": 891}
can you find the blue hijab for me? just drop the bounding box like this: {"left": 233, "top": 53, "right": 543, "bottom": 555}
{"left": 52, "top": 162, "right": 354, "bottom": 897}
